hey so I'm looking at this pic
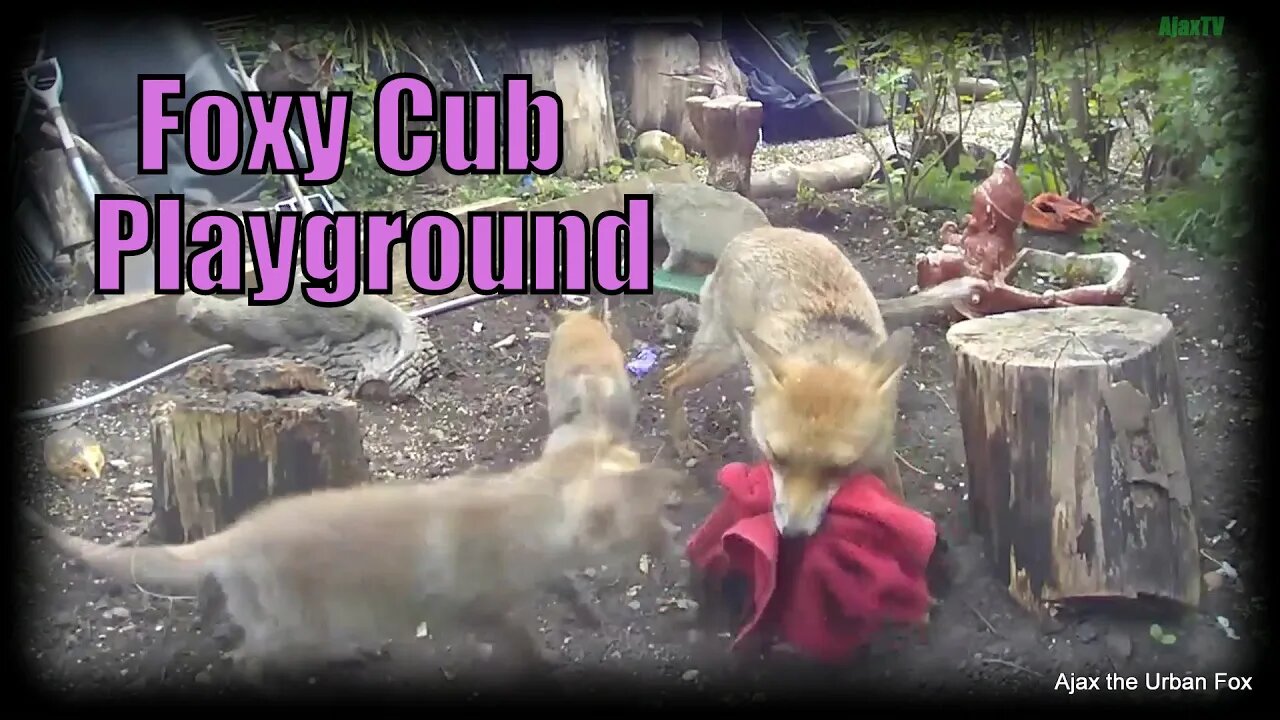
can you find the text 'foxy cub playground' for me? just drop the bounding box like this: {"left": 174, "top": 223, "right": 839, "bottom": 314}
{"left": 95, "top": 74, "right": 656, "bottom": 306}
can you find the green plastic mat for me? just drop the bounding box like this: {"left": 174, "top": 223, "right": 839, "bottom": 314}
{"left": 652, "top": 268, "right": 706, "bottom": 297}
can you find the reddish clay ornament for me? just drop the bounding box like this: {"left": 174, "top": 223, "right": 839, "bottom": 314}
{"left": 913, "top": 162, "right": 1135, "bottom": 319}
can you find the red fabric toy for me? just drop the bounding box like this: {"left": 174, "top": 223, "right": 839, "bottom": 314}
{"left": 686, "top": 462, "right": 938, "bottom": 663}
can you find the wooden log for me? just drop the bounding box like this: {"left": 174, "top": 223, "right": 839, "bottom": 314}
{"left": 686, "top": 94, "right": 763, "bottom": 196}
{"left": 750, "top": 153, "right": 875, "bottom": 200}
{"left": 149, "top": 357, "right": 369, "bottom": 544}
{"left": 519, "top": 38, "right": 620, "bottom": 177}
{"left": 26, "top": 149, "right": 93, "bottom": 254}
{"left": 947, "top": 306, "right": 1201, "bottom": 616}
{"left": 618, "top": 28, "right": 707, "bottom": 153}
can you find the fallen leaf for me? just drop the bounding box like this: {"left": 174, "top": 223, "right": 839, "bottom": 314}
{"left": 638, "top": 554, "right": 651, "bottom": 575}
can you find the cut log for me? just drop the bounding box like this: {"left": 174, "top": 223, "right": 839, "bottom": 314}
{"left": 750, "top": 153, "right": 875, "bottom": 199}
{"left": 26, "top": 149, "right": 93, "bottom": 254}
{"left": 519, "top": 39, "right": 620, "bottom": 177}
{"left": 686, "top": 94, "right": 763, "bottom": 196}
{"left": 149, "top": 357, "right": 369, "bottom": 543}
{"left": 947, "top": 306, "right": 1201, "bottom": 616}
{"left": 618, "top": 28, "right": 708, "bottom": 153}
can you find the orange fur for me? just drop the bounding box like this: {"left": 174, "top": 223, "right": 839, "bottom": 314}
{"left": 662, "top": 227, "right": 913, "bottom": 536}
{"left": 544, "top": 306, "right": 636, "bottom": 444}
{"left": 23, "top": 427, "right": 683, "bottom": 682}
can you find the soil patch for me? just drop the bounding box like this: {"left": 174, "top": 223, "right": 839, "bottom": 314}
{"left": 17, "top": 194, "right": 1261, "bottom": 697}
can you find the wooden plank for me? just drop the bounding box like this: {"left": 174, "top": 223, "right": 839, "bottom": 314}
{"left": 17, "top": 168, "right": 692, "bottom": 406}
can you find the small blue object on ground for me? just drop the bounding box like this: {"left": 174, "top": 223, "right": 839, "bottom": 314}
{"left": 626, "top": 344, "right": 662, "bottom": 378}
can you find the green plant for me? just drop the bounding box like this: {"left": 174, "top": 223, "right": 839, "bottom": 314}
{"left": 830, "top": 27, "right": 998, "bottom": 211}
{"left": 910, "top": 153, "right": 978, "bottom": 212}
{"left": 1014, "top": 159, "right": 1064, "bottom": 199}
{"left": 584, "top": 157, "right": 633, "bottom": 184}
{"left": 794, "top": 180, "right": 838, "bottom": 216}
{"left": 231, "top": 20, "right": 519, "bottom": 211}
{"left": 1007, "top": 23, "right": 1255, "bottom": 254}
{"left": 1079, "top": 222, "right": 1109, "bottom": 254}
{"left": 450, "top": 174, "right": 578, "bottom": 209}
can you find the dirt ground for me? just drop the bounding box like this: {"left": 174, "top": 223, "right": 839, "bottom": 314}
{"left": 16, "top": 194, "right": 1262, "bottom": 700}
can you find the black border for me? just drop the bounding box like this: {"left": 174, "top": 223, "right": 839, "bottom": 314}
{"left": 5, "top": 7, "right": 1272, "bottom": 708}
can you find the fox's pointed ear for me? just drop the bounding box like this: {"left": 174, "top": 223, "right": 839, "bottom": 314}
{"left": 870, "top": 327, "right": 914, "bottom": 391}
{"left": 736, "top": 329, "right": 785, "bottom": 390}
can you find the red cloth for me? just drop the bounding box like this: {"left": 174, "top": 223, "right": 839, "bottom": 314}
{"left": 686, "top": 462, "right": 938, "bottom": 663}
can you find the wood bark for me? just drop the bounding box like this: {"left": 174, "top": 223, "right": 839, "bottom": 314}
{"left": 686, "top": 94, "right": 763, "bottom": 196}
{"left": 149, "top": 357, "right": 369, "bottom": 544}
{"left": 750, "top": 153, "right": 875, "bottom": 199}
{"left": 518, "top": 39, "right": 620, "bottom": 177}
{"left": 696, "top": 14, "right": 749, "bottom": 98}
{"left": 948, "top": 306, "right": 1201, "bottom": 616}
{"left": 26, "top": 149, "right": 93, "bottom": 254}
{"left": 618, "top": 28, "right": 707, "bottom": 153}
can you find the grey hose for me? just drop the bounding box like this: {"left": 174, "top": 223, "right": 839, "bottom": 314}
{"left": 15, "top": 291, "right": 509, "bottom": 422}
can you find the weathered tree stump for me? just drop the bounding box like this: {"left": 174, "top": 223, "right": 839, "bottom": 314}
{"left": 518, "top": 38, "right": 620, "bottom": 177}
{"left": 686, "top": 94, "right": 763, "bottom": 196}
{"left": 26, "top": 149, "right": 93, "bottom": 254}
{"left": 618, "top": 28, "right": 707, "bottom": 153}
{"left": 149, "top": 357, "right": 370, "bottom": 543}
{"left": 947, "top": 306, "right": 1201, "bottom": 615}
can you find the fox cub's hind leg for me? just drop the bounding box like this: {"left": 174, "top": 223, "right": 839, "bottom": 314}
{"left": 660, "top": 298, "right": 741, "bottom": 461}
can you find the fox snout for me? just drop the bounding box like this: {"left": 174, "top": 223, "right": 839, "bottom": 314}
{"left": 769, "top": 469, "right": 837, "bottom": 538}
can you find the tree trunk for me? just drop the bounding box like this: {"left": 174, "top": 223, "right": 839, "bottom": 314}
{"left": 26, "top": 149, "right": 93, "bottom": 254}
{"left": 1065, "top": 73, "right": 1090, "bottom": 201}
{"left": 697, "top": 14, "right": 749, "bottom": 98}
{"left": 519, "top": 39, "right": 620, "bottom": 177}
{"left": 686, "top": 94, "right": 763, "bottom": 196}
{"left": 618, "top": 28, "right": 707, "bottom": 153}
{"left": 149, "top": 357, "right": 370, "bottom": 543}
{"left": 948, "top": 306, "right": 1201, "bottom": 616}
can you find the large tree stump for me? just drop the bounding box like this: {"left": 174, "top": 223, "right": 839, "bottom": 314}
{"left": 686, "top": 94, "right": 763, "bottom": 196}
{"left": 947, "top": 306, "right": 1201, "bottom": 616}
{"left": 518, "top": 38, "right": 620, "bottom": 177}
{"left": 149, "top": 357, "right": 370, "bottom": 543}
{"left": 618, "top": 28, "right": 708, "bottom": 154}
